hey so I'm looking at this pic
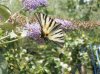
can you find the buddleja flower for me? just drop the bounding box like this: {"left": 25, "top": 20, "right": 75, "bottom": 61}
{"left": 22, "top": 0, "right": 48, "bottom": 11}
{"left": 24, "top": 22, "right": 41, "bottom": 38}
{"left": 23, "top": 22, "right": 44, "bottom": 44}
{"left": 54, "top": 18, "right": 75, "bottom": 30}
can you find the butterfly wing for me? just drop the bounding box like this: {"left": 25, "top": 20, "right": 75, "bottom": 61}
{"left": 35, "top": 13, "right": 64, "bottom": 45}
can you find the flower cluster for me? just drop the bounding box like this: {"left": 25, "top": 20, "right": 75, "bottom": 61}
{"left": 54, "top": 18, "right": 76, "bottom": 30}
{"left": 22, "top": 0, "right": 48, "bottom": 11}
{"left": 24, "top": 22, "right": 41, "bottom": 38}
{"left": 23, "top": 22, "right": 44, "bottom": 44}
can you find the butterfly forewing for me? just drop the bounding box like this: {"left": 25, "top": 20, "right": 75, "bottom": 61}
{"left": 35, "top": 13, "right": 65, "bottom": 46}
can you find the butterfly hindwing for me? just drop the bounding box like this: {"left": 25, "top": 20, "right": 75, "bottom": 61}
{"left": 35, "top": 13, "right": 64, "bottom": 46}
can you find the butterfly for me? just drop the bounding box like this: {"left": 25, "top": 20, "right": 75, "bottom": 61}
{"left": 35, "top": 13, "right": 65, "bottom": 47}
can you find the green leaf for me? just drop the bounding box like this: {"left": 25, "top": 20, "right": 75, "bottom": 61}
{"left": 0, "top": 28, "right": 3, "bottom": 35}
{"left": 0, "top": 4, "right": 11, "bottom": 21}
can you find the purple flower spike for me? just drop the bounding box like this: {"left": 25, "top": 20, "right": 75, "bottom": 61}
{"left": 24, "top": 22, "right": 41, "bottom": 39}
{"left": 24, "top": 22, "right": 44, "bottom": 44}
{"left": 36, "top": 0, "right": 48, "bottom": 6}
{"left": 22, "top": 0, "right": 48, "bottom": 11}
{"left": 54, "top": 18, "right": 76, "bottom": 30}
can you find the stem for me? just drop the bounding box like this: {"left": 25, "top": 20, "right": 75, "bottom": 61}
{"left": 0, "top": 35, "right": 10, "bottom": 40}
{"left": 0, "top": 37, "right": 22, "bottom": 45}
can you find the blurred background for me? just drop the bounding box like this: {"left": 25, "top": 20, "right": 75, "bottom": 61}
{"left": 0, "top": 0, "right": 100, "bottom": 74}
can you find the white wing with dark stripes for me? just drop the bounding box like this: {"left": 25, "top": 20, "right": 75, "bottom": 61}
{"left": 35, "top": 13, "right": 64, "bottom": 45}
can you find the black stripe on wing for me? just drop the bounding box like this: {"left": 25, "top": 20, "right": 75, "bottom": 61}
{"left": 48, "top": 31, "right": 64, "bottom": 43}
{"left": 35, "top": 13, "right": 53, "bottom": 29}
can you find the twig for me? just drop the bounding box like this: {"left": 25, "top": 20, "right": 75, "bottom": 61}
{"left": 0, "top": 37, "right": 22, "bottom": 45}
